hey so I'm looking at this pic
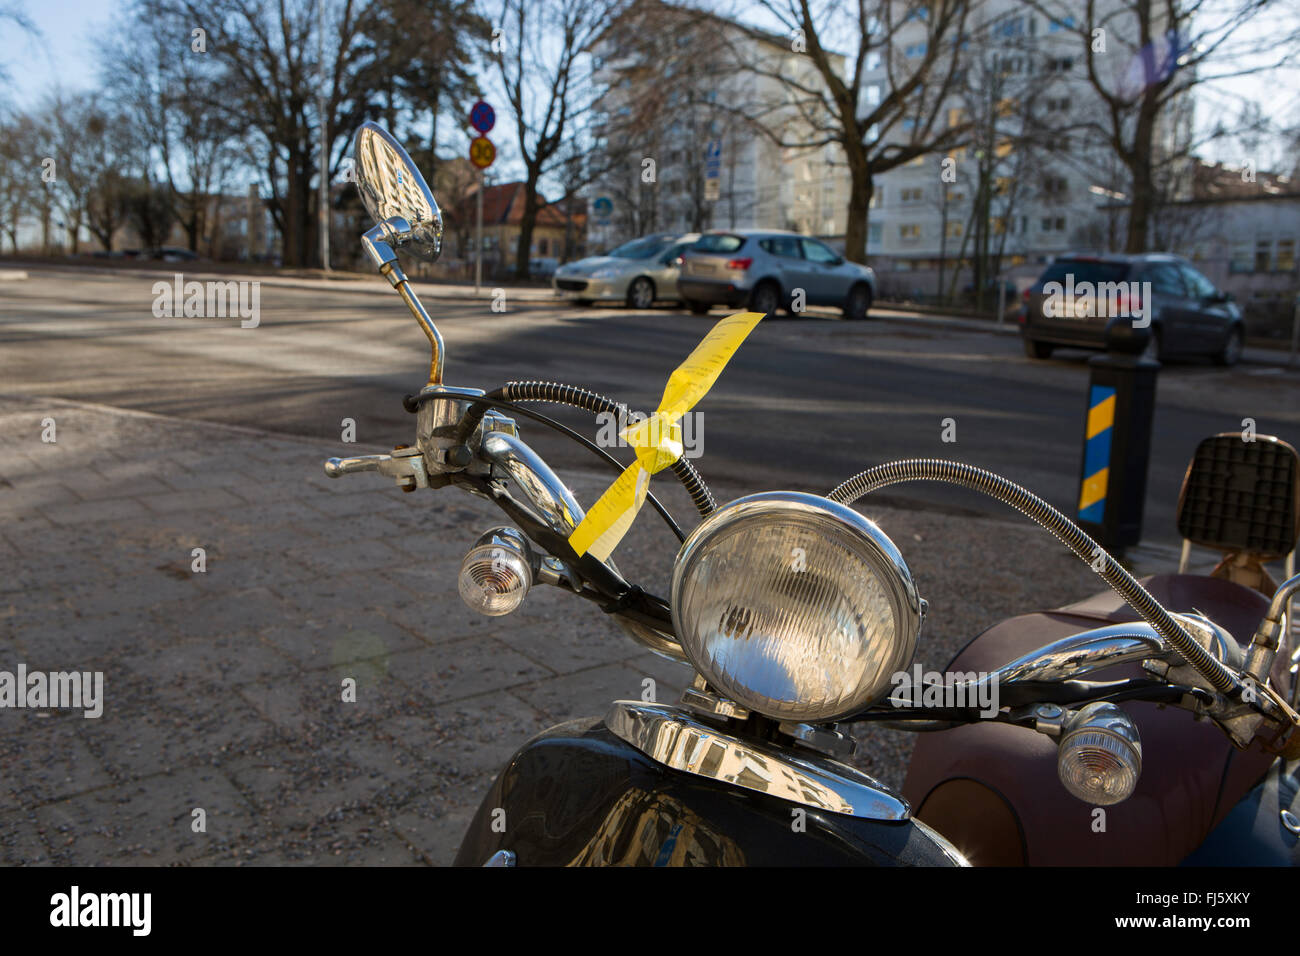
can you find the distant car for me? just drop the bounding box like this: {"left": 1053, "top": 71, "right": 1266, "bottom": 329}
{"left": 677, "top": 229, "right": 876, "bottom": 319}
{"left": 529, "top": 257, "right": 559, "bottom": 279}
{"left": 552, "top": 233, "right": 700, "bottom": 308}
{"left": 1019, "top": 253, "right": 1244, "bottom": 365}
{"left": 150, "top": 247, "right": 199, "bottom": 263}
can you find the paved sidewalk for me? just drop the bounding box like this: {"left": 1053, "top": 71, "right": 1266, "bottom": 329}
{"left": 0, "top": 395, "right": 707, "bottom": 865}
{"left": 2, "top": 393, "right": 1156, "bottom": 865}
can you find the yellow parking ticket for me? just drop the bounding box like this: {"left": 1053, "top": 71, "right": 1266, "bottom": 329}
{"left": 568, "top": 310, "right": 765, "bottom": 561}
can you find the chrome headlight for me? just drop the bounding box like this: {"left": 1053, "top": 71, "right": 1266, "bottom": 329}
{"left": 671, "top": 492, "right": 922, "bottom": 723}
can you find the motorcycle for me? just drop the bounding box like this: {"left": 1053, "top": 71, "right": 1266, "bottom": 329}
{"left": 329, "top": 122, "right": 1300, "bottom": 866}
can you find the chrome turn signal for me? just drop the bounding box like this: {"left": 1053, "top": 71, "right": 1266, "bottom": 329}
{"left": 1056, "top": 702, "right": 1142, "bottom": 805}
{"left": 458, "top": 527, "right": 533, "bottom": 616}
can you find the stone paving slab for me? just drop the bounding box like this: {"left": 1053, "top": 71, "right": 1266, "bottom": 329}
{"left": 2, "top": 392, "right": 1189, "bottom": 865}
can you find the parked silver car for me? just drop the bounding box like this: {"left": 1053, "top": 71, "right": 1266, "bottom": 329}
{"left": 677, "top": 230, "right": 877, "bottom": 319}
{"left": 552, "top": 233, "right": 700, "bottom": 308}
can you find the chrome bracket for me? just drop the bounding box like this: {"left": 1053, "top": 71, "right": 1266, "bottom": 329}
{"left": 605, "top": 700, "right": 909, "bottom": 820}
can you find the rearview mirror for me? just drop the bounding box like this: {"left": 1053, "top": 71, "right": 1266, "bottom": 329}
{"left": 353, "top": 121, "right": 443, "bottom": 261}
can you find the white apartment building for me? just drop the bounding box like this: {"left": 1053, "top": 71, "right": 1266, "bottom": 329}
{"left": 863, "top": 0, "right": 1195, "bottom": 292}
{"left": 589, "top": 1, "right": 848, "bottom": 246}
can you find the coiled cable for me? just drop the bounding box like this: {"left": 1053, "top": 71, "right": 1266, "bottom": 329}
{"left": 829, "top": 459, "right": 1238, "bottom": 694}
{"left": 499, "top": 380, "right": 717, "bottom": 519}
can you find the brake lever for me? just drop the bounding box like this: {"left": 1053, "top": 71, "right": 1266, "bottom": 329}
{"left": 324, "top": 446, "right": 432, "bottom": 492}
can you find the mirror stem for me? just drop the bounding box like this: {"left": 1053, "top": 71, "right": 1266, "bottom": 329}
{"left": 362, "top": 222, "right": 444, "bottom": 385}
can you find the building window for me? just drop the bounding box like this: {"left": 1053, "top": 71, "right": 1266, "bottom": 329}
{"left": 946, "top": 221, "right": 964, "bottom": 238}
{"left": 1229, "top": 241, "right": 1253, "bottom": 273}
{"left": 901, "top": 187, "right": 923, "bottom": 202}
{"left": 997, "top": 16, "right": 1024, "bottom": 37}
{"left": 905, "top": 42, "right": 927, "bottom": 58}
{"left": 1049, "top": 16, "right": 1074, "bottom": 32}
{"left": 1277, "top": 239, "right": 1296, "bottom": 272}
{"left": 1043, "top": 176, "right": 1068, "bottom": 197}
{"left": 1041, "top": 217, "right": 1065, "bottom": 232}
{"left": 900, "top": 224, "right": 921, "bottom": 240}
{"left": 869, "top": 222, "right": 883, "bottom": 243}
{"left": 1256, "top": 240, "right": 1272, "bottom": 273}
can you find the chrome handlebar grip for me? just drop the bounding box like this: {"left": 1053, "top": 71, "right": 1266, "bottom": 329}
{"left": 325, "top": 454, "right": 392, "bottom": 477}
{"left": 479, "top": 431, "right": 584, "bottom": 539}
{"left": 993, "top": 624, "right": 1170, "bottom": 686}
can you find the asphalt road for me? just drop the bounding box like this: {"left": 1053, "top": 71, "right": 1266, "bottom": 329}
{"left": 4, "top": 266, "right": 1299, "bottom": 547}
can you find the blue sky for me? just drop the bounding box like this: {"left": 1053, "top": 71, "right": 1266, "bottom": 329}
{"left": 1, "top": 0, "right": 111, "bottom": 106}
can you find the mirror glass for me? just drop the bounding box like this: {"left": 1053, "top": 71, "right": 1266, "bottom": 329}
{"left": 353, "top": 121, "right": 443, "bottom": 260}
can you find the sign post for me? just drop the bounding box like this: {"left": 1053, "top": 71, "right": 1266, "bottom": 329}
{"left": 468, "top": 101, "right": 496, "bottom": 297}
{"left": 1075, "top": 326, "right": 1159, "bottom": 558}
{"left": 317, "top": 0, "right": 329, "bottom": 271}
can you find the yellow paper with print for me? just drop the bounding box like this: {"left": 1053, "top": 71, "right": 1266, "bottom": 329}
{"left": 568, "top": 310, "right": 765, "bottom": 561}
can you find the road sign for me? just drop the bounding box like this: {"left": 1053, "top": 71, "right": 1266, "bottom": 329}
{"left": 469, "top": 135, "right": 496, "bottom": 169}
{"left": 704, "top": 140, "right": 722, "bottom": 201}
{"left": 592, "top": 196, "right": 613, "bottom": 220}
{"left": 470, "top": 100, "right": 496, "bottom": 134}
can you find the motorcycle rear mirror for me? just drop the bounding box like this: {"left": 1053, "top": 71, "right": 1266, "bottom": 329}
{"left": 351, "top": 121, "right": 446, "bottom": 385}
{"left": 353, "top": 121, "right": 443, "bottom": 261}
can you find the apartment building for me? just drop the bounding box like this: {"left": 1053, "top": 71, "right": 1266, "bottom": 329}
{"left": 588, "top": 0, "right": 848, "bottom": 247}
{"left": 864, "top": 0, "right": 1195, "bottom": 292}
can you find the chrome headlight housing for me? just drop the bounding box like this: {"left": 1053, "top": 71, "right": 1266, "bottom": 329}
{"left": 671, "top": 492, "right": 922, "bottom": 723}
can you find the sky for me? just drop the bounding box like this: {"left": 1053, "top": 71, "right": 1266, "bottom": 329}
{"left": 3, "top": 0, "right": 1297, "bottom": 174}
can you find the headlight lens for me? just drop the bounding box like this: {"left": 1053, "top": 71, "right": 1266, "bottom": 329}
{"left": 671, "top": 492, "right": 922, "bottom": 722}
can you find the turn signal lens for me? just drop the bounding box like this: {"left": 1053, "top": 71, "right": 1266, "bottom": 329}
{"left": 1057, "top": 702, "right": 1142, "bottom": 805}
{"left": 458, "top": 529, "right": 533, "bottom": 616}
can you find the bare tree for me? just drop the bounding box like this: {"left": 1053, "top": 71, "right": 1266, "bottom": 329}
{"left": 43, "top": 92, "right": 108, "bottom": 253}
{"left": 358, "top": 0, "right": 488, "bottom": 182}
{"left": 103, "top": 4, "right": 240, "bottom": 253}
{"left": 1023, "top": 0, "right": 1300, "bottom": 252}
{"left": 488, "top": 0, "right": 624, "bottom": 278}
{"left": 723, "top": 0, "right": 973, "bottom": 264}
{"left": 142, "top": 0, "right": 390, "bottom": 267}
{"left": 0, "top": 112, "right": 45, "bottom": 251}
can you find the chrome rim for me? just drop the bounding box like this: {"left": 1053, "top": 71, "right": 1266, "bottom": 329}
{"left": 848, "top": 287, "right": 868, "bottom": 317}
{"left": 630, "top": 279, "right": 653, "bottom": 309}
{"left": 1224, "top": 329, "right": 1242, "bottom": 363}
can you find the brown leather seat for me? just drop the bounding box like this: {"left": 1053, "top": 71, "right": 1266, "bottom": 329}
{"left": 902, "top": 574, "right": 1284, "bottom": 866}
